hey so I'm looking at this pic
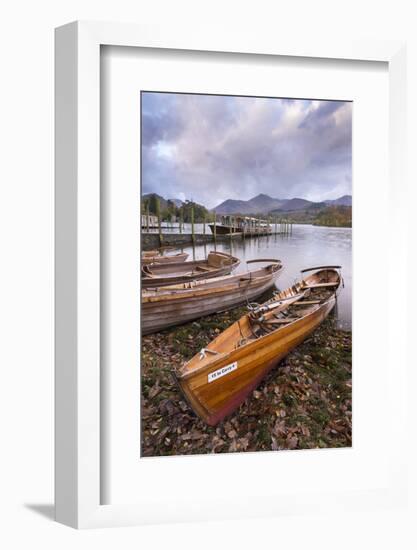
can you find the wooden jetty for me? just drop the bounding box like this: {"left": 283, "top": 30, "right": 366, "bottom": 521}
{"left": 174, "top": 266, "right": 342, "bottom": 425}
{"left": 141, "top": 198, "right": 293, "bottom": 249}
{"left": 209, "top": 215, "right": 272, "bottom": 236}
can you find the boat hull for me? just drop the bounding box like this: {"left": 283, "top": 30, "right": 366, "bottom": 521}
{"left": 208, "top": 224, "right": 241, "bottom": 235}
{"left": 176, "top": 295, "right": 336, "bottom": 425}
{"left": 208, "top": 224, "right": 271, "bottom": 235}
{"left": 142, "top": 251, "right": 240, "bottom": 287}
{"left": 141, "top": 252, "right": 189, "bottom": 265}
{"left": 142, "top": 265, "right": 283, "bottom": 334}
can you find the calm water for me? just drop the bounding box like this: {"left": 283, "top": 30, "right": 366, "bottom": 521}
{"left": 175, "top": 224, "right": 352, "bottom": 330}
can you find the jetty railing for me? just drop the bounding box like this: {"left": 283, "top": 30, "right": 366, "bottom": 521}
{"left": 141, "top": 209, "right": 293, "bottom": 249}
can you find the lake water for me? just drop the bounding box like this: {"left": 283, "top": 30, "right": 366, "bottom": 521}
{"left": 174, "top": 224, "right": 352, "bottom": 330}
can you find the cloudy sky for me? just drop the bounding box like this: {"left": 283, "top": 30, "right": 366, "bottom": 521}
{"left": 141, "top": 92, "right": 352, "bottom": 209}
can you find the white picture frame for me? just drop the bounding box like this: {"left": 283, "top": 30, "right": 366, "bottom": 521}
{"left": 55, "top": 21, "right": 407, "bottom": 529}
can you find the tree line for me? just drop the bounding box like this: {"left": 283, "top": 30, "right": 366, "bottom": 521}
{"left": 142, "top": 195, "right": 214, "bottom": 223}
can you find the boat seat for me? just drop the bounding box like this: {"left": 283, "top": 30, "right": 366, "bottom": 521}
{"left": 195, "top": 266, "right": 212, "bottom": 272}
{"left": 302, "top": 282, "right": 338, "bottom": 289}
{"left": 292, "top": 300, "right": 322, "bottom": 305}
{"left": 263, "top": 317, "right": 299, "bottom": 325}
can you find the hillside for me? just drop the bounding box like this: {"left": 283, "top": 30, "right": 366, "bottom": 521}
{"left": 313, "top": 205, "right": 352, "bottom": 227}
{"left": 324, "top": 195, "right": 352, "bottom": 207}
{"left": 214, "top": 193, "right": 351, "bottom": 215}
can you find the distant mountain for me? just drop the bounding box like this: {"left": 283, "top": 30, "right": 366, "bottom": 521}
{"left": 214, "top": 193, "right": 351, "bottom": 215}
{"left": 244, "top": 193, "right": 286, "bottom": 212}
{"left": 168, "top": 198, "right": 183, "bottom": 207}
{"left": 212, "top": 199, "right": 253, "bottom": 214}
{"left": 274, "top": 197, "right": 314, "bottom": 212}
{"left": 214, "top": 193, "right": 285, "bottom": 214}
{"left": 324, "top": 195, "right": 352, "bottom": 206}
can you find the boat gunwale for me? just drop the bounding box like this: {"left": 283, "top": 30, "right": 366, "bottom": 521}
{"left": 142, "top": 262, "right": 283, "bottom": 300}
{"left": 141, "top": 251, "right": 242, "bottom": 286}
{"left": 177, "top": 268, "right": 341, "bottom": 380}
{"left": 177, "top": 293, "right": 337, "bottom": 381}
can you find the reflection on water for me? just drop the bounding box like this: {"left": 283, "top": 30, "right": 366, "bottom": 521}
{"left": 177, "top": 224, "right": 352, "bottom": 330}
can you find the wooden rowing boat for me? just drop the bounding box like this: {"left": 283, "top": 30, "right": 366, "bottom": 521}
{"left": 174, "top": 266, "right": 342, "bottom": 426}
{"left": 141, "top": 259, "right": 283, "bottom": 334}
{"left": 141, "top": 251, "right": 189, "bottom": 265}
{"left": 142, "top": 251, "right": 240, "bottom": 287}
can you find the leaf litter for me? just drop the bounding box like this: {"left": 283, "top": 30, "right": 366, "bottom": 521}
{"left": 141, "top": 306, "right": 352, "bottom": 457}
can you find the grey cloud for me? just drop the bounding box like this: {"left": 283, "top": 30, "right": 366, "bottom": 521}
{"left": 141, "top": 93, "right": 352, "bottom": 208}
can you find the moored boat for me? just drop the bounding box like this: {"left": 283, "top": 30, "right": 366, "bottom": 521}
{"left": 142, "top": 251, "right": 240, "bottom": 287}
{"left": 174, "top": 266, "right": 342, "bottom": 426}
{"left": 141, "top": 251, "right": 189, "bottom": 265}
{"left": 141, "top": 259, "right": 283, "bottom": 334}
{"left": 209, "top": 215, "right": 272, "bottom": 236}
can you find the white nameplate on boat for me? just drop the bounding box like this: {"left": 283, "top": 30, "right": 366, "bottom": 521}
{"left": 208, "top": 362, "right": 237, "bottom": 383}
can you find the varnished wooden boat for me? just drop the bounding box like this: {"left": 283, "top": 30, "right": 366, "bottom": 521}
{"left": 142, "top": 251, "right": 240, "bottom": 288}
{"left": 174, "top": 266, "right": 342, "bottom": 426}
{"left": 141, "top": 251, "right": 189, "bottom": 266}
{"left": 141, "top": 259, "right": 283, "bottom": 334}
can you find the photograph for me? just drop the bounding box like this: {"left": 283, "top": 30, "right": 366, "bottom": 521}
{"left": 140, "top": 91, "right": 352, "bottom": 457}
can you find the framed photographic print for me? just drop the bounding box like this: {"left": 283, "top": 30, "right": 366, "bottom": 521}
{"left": 139, "top": 89, "right": 352, "bottom": 452}
{"left": 55, "top": 21, "right": 407, "bottom": 528}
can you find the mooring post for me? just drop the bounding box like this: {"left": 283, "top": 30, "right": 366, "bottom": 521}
{"left": 146, "top": 202, "right": 150, "bottom": 232}
{"left": 213, "top": 210, "right": 217, "bottom": 244}
{"left": 191, "top": 205, "right": 195, "bottom": 244}
{"left": 156, "top": 198, "right": 163, "bottom": 245}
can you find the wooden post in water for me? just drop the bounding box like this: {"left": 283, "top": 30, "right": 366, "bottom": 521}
{"left": 203, "top": 212, "right": 206, "bottom": 235}
{"left": 213, "top": 210, "right": 217, "bottom": 245}
{"left": 191, "top": 204, "right": 195, "bottom": 245}
{"left": 156, "top": 198, "right": 163, "bottom": 245}
{"left": 146, "top": 202, "right": 150, "bottom": 232}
